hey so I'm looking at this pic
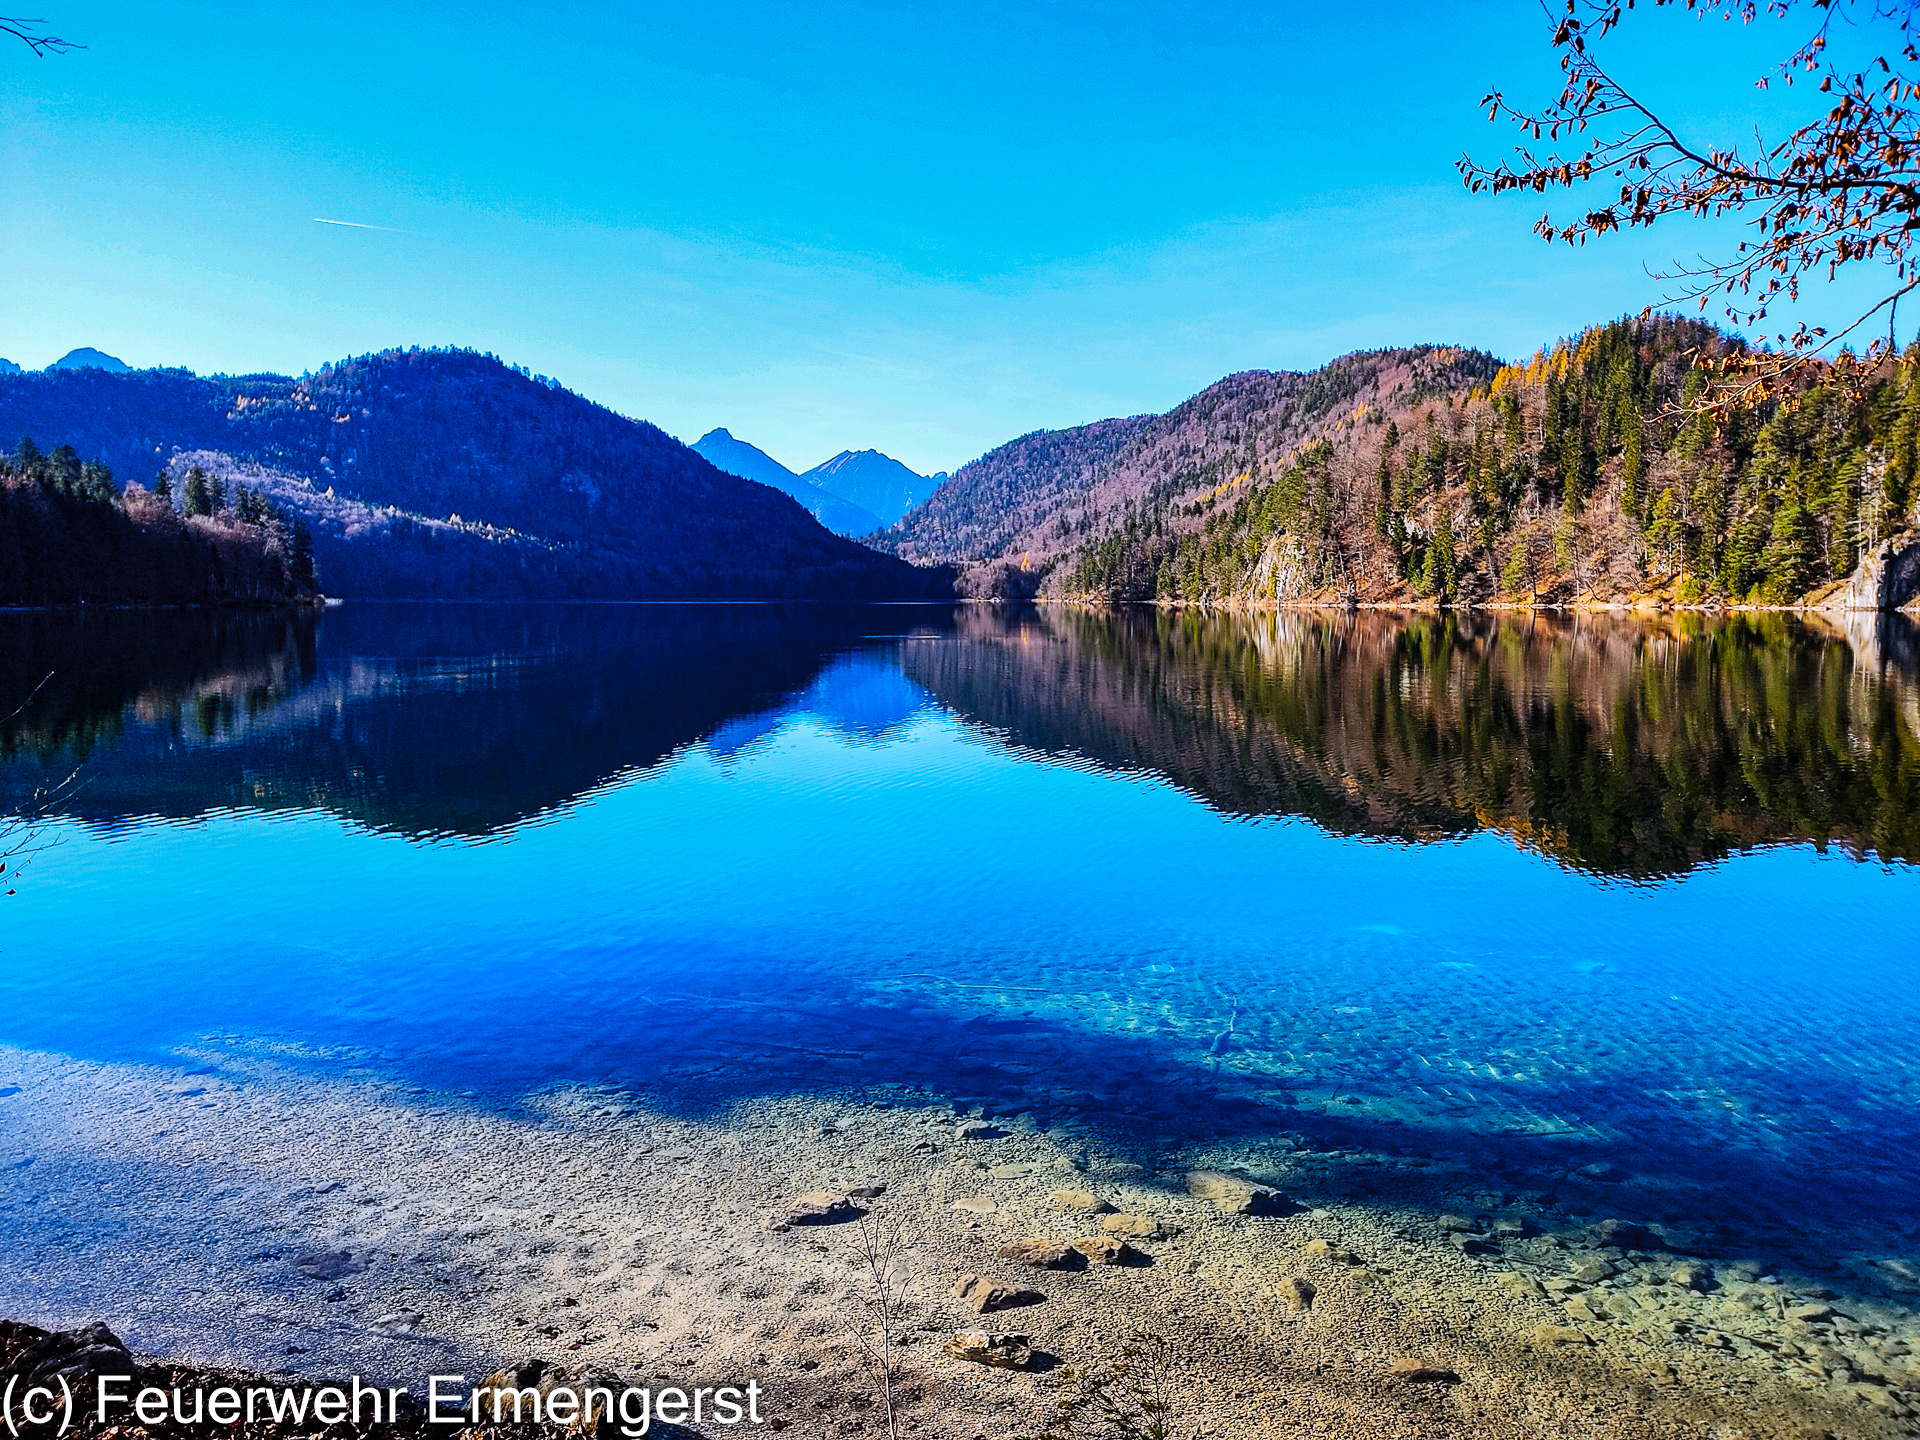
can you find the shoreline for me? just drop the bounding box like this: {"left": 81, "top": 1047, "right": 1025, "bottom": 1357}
{"left": 3, "top": 1044, "right": 1914, "bottom": 1439}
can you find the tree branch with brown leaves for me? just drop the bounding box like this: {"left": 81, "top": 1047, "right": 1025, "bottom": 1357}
{"left": 1463, "top": 0, "right": 1920, "bottom": 400}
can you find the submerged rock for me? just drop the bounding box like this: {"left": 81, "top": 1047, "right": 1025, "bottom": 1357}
{"left": 944, "top": 1330, "right": 1032, "bottom": 1369}
{"left": 1528, "top": 1323, "right": 1591, "bottom": 1347}
{"left": 293, "top": 1249, "right": 368, "bottom": 1280}
{"left": 1097, "top": 1213, "right": 1167, "bottom": 1239}
{"left": 1070, "top": 1235, "right": 1143, "bottom": 1265}
{"left": 370, "top": 1310, "right": 427, "bottom": 1338}
{"left": 1277, "top": 1277, "right": 1316, "bottom": 1312}
{"left": 1185, "top": 1170, "right": 1298, "bottom": 1217}
{"left": 996, "top": 1238, "right": 1084, "bottom": 1270}
{"left": 1388, "top": 1357, "right": 1459, "bottom": 1384}
{"left": 1298, "top": 1238, "right": 1360, "bottom": 1265}
{"left": 1495, "top": 1271, "right": 1546, "bottom": 1301}
{"left": 954, "top": 1274, "right": 1044, "bottom": 1313}
{"left": 1668, "top": 1263, "right": 1713, "bottom": 1292}
{"left": 1048, "top": 1188, "right": 1113, "bottom": 1214}
{"left": 1591, "top": 1218, "right": 1659, "bottom": 1251}
{"left": 783, "top": 1191, "right": 859, "bottom": 1225}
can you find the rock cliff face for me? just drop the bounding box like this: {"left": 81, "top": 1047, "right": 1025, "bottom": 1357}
{"left": 1823, "top": 535, "right": 1920, "bottom": 611}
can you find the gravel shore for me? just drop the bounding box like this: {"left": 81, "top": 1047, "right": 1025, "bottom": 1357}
{"left": 2, "top": 1043, "right": 1915, "bottom": 1440}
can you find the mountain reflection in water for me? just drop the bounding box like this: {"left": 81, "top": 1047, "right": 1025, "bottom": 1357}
{"left": 3, "top": 603, "right": 1917, "bottom": 878}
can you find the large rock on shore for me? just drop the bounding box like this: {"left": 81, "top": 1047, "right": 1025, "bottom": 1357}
{"left": 4, "top": 1321, "right": 131, "bottom": 1389}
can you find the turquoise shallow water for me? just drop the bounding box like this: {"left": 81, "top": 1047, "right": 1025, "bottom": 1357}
{"left": 1, "top": 603, "right": 1917, "bottom": 1288}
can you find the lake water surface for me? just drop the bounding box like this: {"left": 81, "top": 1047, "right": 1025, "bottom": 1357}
{"left": 3, "top": 603, "right": 1917, "bottom": 1301}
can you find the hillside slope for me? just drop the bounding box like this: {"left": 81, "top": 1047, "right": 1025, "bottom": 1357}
{"left": 0, "top": 351, "right": 943, "bottom": 601}
{"left": 885, "top": 347, "right": 1497, "bottom": 597}
{"left": 691, "top": 428, "right": 885, "bottom": 536}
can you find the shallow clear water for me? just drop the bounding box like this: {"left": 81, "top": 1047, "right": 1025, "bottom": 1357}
{"left": 2, "top": 603, "right": 1917, "bottom": 1287}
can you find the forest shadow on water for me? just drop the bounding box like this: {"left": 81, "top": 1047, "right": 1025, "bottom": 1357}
{"left": 2, "top": 601, "right": 1919, "bottom": 1294}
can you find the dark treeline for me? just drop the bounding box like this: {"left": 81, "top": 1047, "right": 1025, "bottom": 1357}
{"left": 0, "top": 439, "right": 318, "bottom": 607}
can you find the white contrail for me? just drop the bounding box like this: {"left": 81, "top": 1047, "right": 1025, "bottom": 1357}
{"left": 313, "top": 217, "right": 415, "bottom": 234}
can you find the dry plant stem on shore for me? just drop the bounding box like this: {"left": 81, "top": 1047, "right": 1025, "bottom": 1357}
{"left": 847, "top": 1210, "right": 916, "bottom": 1440}
{"left": 1015, "top": 1331, "right": 1182, "bottom": 1440}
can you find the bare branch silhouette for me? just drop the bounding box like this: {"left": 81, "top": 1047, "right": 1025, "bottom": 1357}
{"left": 2, "top": 14, "right": 80, "bottom": 56}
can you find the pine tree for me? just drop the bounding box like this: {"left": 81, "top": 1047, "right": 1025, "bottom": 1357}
{"left": 182, "top": 465, "right": 212, "bottom": 517}
{"left": 288, "top": 519, "right": 316, "bottom": 590}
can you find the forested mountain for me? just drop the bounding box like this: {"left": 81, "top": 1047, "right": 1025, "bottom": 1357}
{"left": 0, "top": 350, "right": 944, "bottom": 601}
{"left": 0, "top": 438, "right": 317, "bottom": 606}
{"left": 889, "top": 320, "right": 1920, "bottom": 607}
{"left": 801, "top": 449, "right": 928, "bottom": 526}
{"left": 691, "top": 428, "right": 885, "bottom": 536}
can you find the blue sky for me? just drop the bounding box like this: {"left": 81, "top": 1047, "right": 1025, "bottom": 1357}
{"left": 0, "top": 1, "right": 1894, "bottom": 473}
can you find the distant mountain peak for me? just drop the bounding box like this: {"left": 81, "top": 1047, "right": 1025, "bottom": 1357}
{"left": 692, "top": 427, "right": 884, "bottom": 537}
{"left": 49, "top": 347, "right": 130, "bottom": 373}
{"left": 799, "top": 448, "right": 926, "bottom": 527}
